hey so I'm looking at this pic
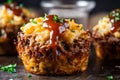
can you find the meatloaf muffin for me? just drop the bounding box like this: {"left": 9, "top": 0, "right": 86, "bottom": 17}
{"left": 92, "top": 9, "right": 120, "bottom": 66}
{"left": 16, "top": 14, "right": 91, "bottom": 75}
{"left": 0, "top": 2, "right": 34, "bottom": 55}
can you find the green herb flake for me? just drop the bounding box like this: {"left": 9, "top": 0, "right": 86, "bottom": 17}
{"left": 0, "top": 64, "right": 17, "bottom": 73}
{"left": 30, "top": 19, "right": 37, "bottom": 24}
{"left": 71, "top": 30, "right": 75, "bottom": 33}
{"left": 7, "top": 0, "right": 12, "bottom": 4}
{"left": 43, "top": 13, "right": 48, "bottom": 20}
{"left": 112, "top": 13, "right": 116, "bottom": 17}
{"left": 27, "top": 74, "right": 32, "bottom": 78}
{"left": 19, "top": 4, "right": 23, "bottom": 8}
{"left": 53, "top": 15, "right": 63, "bottom": 23}
{"left": 115, "top": 17, "right": 120, "bottom": 22}
{"left": 58, "top": 18, "right": 63, "bottom": 23}
{"left": 106, "top": 75, "right": 113, "bottom": 80}
{"left": 53, "top": 15, "right": 57, "bottom": 21}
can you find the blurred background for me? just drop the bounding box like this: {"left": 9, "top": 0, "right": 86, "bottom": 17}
{"left": 0, "top": 0, "right": 120, "bottom": 29}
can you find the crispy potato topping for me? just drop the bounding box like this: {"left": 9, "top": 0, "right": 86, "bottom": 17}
{"left": 21, "top": 17, "right": 90, "bottom": 43}
{"left": 0, "top": 5, "right": 34, "bottom": 27}
{"left": 93, "top": 17, "right": 120, "bottom": 38}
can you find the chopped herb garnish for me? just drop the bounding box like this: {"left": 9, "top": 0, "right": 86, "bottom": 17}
{"left": 0, "top": 64, "right": 17, "bottom": 73}
{"left": 45, "top": 13, "right": 47, "bottom": 18}
{"left": 19, "top": 4, "right": 23, "bottom": 8}
{"left": 30, "top": 19, "right": 37, "bottom": 24}
{"left": 111, "top": 11, "right": 115, "bottom": 16}
{"left": 27, "top": 74, "right": 32, "bottom": 78}
{"left": 115, "top": 17, "right": 120, "bottom": 22}
{"left": 106, "top": 75, "right": 113, "bottom": 80}
{"left": 109, "top": 9, "right": 120, "bottom": 22}
{"left": 53, "top": 15, "right": 63, "bottom": 23}
{"left": 7, "top": 0, "right": 12, "bottom": 4}
{"left": 71, "top": 30, "right": 75, "bottom": 33}
{"left": 53, "top": 15, "right": 57, "bottom": 21}
{"left": 58, "top": 17, "right": 63, "bottom": 23}
{"left": 43, "top": 13, "right": 48, "bottom": 20}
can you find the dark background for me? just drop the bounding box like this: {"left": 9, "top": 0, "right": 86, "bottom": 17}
{"left": 0, "top": 0, "right": 120, "bottom": 15}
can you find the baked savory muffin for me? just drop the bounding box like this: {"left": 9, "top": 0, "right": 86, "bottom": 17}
{"left": 92, "top": 9, "right": 120, "bottom": 65}
{"left": 16, "top": 14, "right": 91, "bottom": 75}
{"left": 0, "top": 2, "right": 34, "bottom": 55}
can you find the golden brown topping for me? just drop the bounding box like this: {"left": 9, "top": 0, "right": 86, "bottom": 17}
{"left": 109, "top": 8, "right": 120, "bottom": 33}
{"left": 0, "top": 2, "right": 34, "bottom": 28}
{"left": 93, "top": 9, "right": 120, "bottom": 38}
{"left": 4, "top": 2, "right": 30, "bottom": 22}
{"left": 21, "top": 15, "right": 86, "bottom": 43}
{"left": 5, "top": 3, "right": 22, "bottom": 16}
{"left": 21, "top": 15, "right": 89, "bottom": 61}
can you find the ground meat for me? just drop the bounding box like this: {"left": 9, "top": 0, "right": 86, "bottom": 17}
{"left": 92, "top": 31, "right": 120, "bottom": 68}
{"left": 93, "top": 31, "right": 120, "bottom": 45}
{"left": 16, "top": 32, "right": 91, "bottom": 75}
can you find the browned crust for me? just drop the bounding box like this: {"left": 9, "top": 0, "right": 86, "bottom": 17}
{"left": 92, "top": 31, "right": 120, "bottom": 43}
{"left": 0, "top": 25, "right": 21, "bottom": 55}
{"left": 16, "top": 32, "right": 91, "bottom": 75}
{"left": 92, "top": 31, "right": 120, "bottom": 60}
